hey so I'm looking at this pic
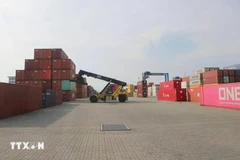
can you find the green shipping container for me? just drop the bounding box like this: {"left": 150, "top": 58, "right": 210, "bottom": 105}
{"left": 61, "top": 80, "right": 76, "bottom": 91}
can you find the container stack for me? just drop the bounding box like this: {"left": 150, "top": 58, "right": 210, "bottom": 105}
{"left": 147, "top": 83, "right": 154, "bottom": 97}
{"left": 188, "top": 73, "right": 203, "bottom": 102}
{"left": 137, "top": 80, "right": 147, "bottom": 97}
{"left": 181, "top": 77, "right": 190, "bottom": 101}
{"left": 151, "top": 84, "right": 160, "bottom": 97}
{"left": 127, "top": 84, "right": 134, "bottom": 97}
{"left": 15, "top": 48, "right": 76, "bottom": 104}
{"left": 158, "top": 80, "right": 186, "bottom": 101}
{"left": 76, "top": 77, "right": 88, "bottom": 98}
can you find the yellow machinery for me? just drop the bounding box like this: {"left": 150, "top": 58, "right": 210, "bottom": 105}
{"left": 71, "top": 70, "right": 128, "bottom": 103}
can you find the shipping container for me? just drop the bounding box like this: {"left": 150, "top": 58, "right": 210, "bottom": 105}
{"left": 193, "top": 67, "right": 220, "bottom": 74}
{"left": 223, "top": 76, "right": 229, "bottom": 83}
{"left": 200, "top": 82, "right": 240, "bottom": 110}
{"left": 55, "top": 90, "right": 63, "bottom": 105}
{"left": 34, "top": 49, "right": 43, "bottom": 59}
{"left": 52, "top": 48, "right": 68, "bottom": 59}
{"left": 24, "top": 70, "right": 33, "bottom": 80}
{"left": 189, "top": 79, "right": 202, "bottom": 86}
{"left": 61, "top": 59, "right": 75, "bottom": 71}
{"left": 52, "top": 70, "right": 61, "bottom": 80}
{"left": 23, "top": 81, "right": 32, "bottom": 86}
{"left": 15, "top": 81, "right": 23, "bottom": 85}
{"left": 33, "top": 70, "right": 42, "bottom": 80}
{"left": 52, "top": 59, "right": 62, "bottom": 69}
{"left": 25, "top": 59, "right": 34, "bottom": 70}
{"left": 61, "top": 80, "right": 76, "bottom": 91}
{"left": 203, "top": 70, "right": 223, "bottom": 78}
{"left": 181, "top": 81, "right": 189, "bottom": 89}
{"left": 34, "top": 60, "right": 41, "bottom": 70}
{"left": 188, "top": 86, "right": 201, "bottom": 102}
{"left": 16, "top": 70, "right": 24, "bottom": 81}
{"left": 42, "top": 81, "right": 51, "bottom": 90}
{"left": 63, "top": 91, "right": 76, "bottom": 101}
{"left": 235, "top": 77, "right": 240, "bottom": 82}
{"left": 52, "top": 80, "right": 61, "bottom": 90}
{"left": 31, "top": 81, "right": 42, "bottom": 88}
{"left": 0, "top": 83, "right": 42, "bottom": 119}
{"left": 203, "top": 76, "right": 223, "bottom": 84}
{"left": 160, "top": 80, "right": 181, "bottom": 89}
{"left": 61, "top": 70, "right": 75, "bottom": 80}
{"left": 190, "top": 73, "right": 203, "bottom": 81}
{"left": 42, "top": 70, "right": 51, "bottom": 80}
{"left": 182, "top": 76, "right": 190, "bottom": 82}
{"left": 158, "top": 89, "right": 186, "bottom": 101}
{"left": 42, "top": 49, "right": 53, "bottom": 59}
{"left": 228, "top": 70, "right": 235, "bottom": 76}
{"left": 234, "top": 70, "right": 240, "bottom": 77}
{"left": 42, "top": 90, "right": 56, "bottom": 108}
{"left": 40, "top": 59, "right": 51, "bottom": 69}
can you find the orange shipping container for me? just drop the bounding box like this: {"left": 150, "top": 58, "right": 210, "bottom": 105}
{"left": 188, "top": 86, "right": 201, "bottom": 102}
{"left": 182, "top": 76, "right": 190, "bottom": 82}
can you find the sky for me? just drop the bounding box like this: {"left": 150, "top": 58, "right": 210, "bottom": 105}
{"left": 0, "top": 0, "right": 240, "bottom": 91}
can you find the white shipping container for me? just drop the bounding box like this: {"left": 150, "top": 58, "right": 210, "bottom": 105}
{"left": 190, "top": 73, "right": 203, "bottom": 81}
{"left": 181, "top": 81, "right": 189, "bottom": 89}
{"left": 189, "top": 79, "right": 202, "bottom": 86}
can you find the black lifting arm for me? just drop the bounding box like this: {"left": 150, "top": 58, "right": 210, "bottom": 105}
{"left": 70, "top": 70, "right": 127, "bottom": 86}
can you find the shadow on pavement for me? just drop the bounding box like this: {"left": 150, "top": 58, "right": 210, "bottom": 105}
{"left": 0, "top": 103, "right": 78, "bottom": 128}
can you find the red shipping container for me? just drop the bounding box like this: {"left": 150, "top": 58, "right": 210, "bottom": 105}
{"left": 200, "top": 82, "right": 240, "bottom": 110}
{"left": 203, "top": 70, "right": 223, "bottom": 78}
{"left": 160, "top": 80, "right": 182, "bottom": 89}
{"left": 55, "top": 90, "right": 63, "bottom": 105}
{"left": 24, "top": 70, "right": 33, "bottom": 80}
{"left": 42, "top": 49, "right": 53, "bottom": 59}
{"left": 15, "top": 81, "right": 23, "bottom": 85}
{"left": 23, "top": 81, "right": 32, "bottom": 86}
{"left": 188, "top": 86, "right": 201, "bottom": 102}
{"left": 0, "top": 83, "right": 42, "bottom": 119}
{"left": 42, "top": 70, "right": 51, "bottom": 80}
{"left": 223, "top": 70, "right": 229, "bottom": 76}
{"left": 182, "top": 76, "right": 190, "bottom": 82}
{"left": 52, "top": 49, "right": 68, "bottom": 59}
{"left": 33, "top": 70, "right": 42, "bottom": 80}
{"left": 52, "top": 80, "right": 61, "bottom": 90}
{"left": 158, "top": 89, "right": 186, "bottom": 101}
{"left": 32, "top": 81, "right": 42, "bottom": 88}
{"left": 61, "top": 70, "right": 75, "bottom": 80}
{"left": 61, "top": 59, "right": 75, "bottom": 71}
{"left": 228, "top": 70, "right": 235, "bottom": 76}
{"left": 25, "top": 59, "right": 34, "bottom": 70}
{"left": 40, "top": 59, "right": 52, "bottom": 69}
{"left": 52, "top": 59, "right": 62, "bottom": 69}
{"left": 42, "top": 81, "right": 51, "bottom": 90}
{"left": 52, "top": 70, "right": 61, "bottom": 79}
{"left": 16, "top": 70, "right": 24, "bottom": 81}
{"left": 34, "top": 49, "right": 43, "bottom": 59}
{"left": 34, "top": 60, "right": 41, "bottom": 69}
{"left": 229, "top": 76, "right": 235, "bottom": 83}
{"left": 63, "top": 91, "right": 76, "bottom": 101}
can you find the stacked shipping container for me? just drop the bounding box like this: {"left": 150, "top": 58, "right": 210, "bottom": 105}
{"left": 137, "top": 80, "right": 147, "bottom": 97}
{"left": 188, "top": 73, "right": 203, "bottom": 102}
{"left": 15, "top": 48, "right": 76, "bottom": 103}
{"left": 127, "top": 84, "right": 134, "bottom": 97}
{"left": 76, "top": 77, "right": 88, "bottom": 98}
{"left": 158, "top": 80, "right": 186, "bottom": 101}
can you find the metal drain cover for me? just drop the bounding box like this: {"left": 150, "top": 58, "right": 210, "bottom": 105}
{"left": 101, "top": 124, "right": 131, "bottom": 131}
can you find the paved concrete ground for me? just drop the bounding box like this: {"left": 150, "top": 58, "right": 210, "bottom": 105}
{"left": 0, "top": 97, "right": 240, "bottom": 160}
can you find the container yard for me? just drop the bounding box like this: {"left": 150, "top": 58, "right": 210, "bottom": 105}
{"left": 1, "top": 50, "right": 240, "bottom": 159}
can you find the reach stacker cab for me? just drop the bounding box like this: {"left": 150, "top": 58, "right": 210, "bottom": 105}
{"left": 70, "top": 70, "right": 128, "bottom": 103}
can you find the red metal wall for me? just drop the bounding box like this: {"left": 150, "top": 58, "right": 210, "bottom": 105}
{"left": 0, "top": 83, "right": 42, "bottom": 119}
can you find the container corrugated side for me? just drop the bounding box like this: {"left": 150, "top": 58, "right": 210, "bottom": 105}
{"left": 200, "top": 82, "right": 240, "bottom": 109}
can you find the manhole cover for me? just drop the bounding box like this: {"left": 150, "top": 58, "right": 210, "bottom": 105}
{"left": 101, "top": 124, "right": 131, "bottom": 131}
